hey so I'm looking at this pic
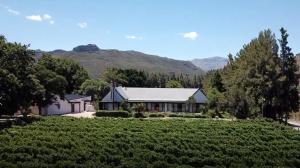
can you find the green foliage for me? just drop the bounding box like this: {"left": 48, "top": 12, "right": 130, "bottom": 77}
{"left": 33, "top": 64, "right": 67, "bottom": 110}
{"left": 278, "top": 27, "right": 299, "bottom": 122}
{"left": 221, "top": 29, "right": 297, "bottom": 119}
{"left": 38, "top": 55, "right": 89, "bottom": 93}
{"left": 95, "top": 111, "right": 130, "bottom": 118}
{"left": 165, "top": 80, "right": 183, "bottom": 88}
{"left": 197, "top": 105, "right": 208, "bottom": 114}
{"left": 0, "top": 69, "right": 19, "bottom": 115}
{"left": 0, "top": 36, "right": 44, "bottom": 115}
{"left": 102, "top": 68, "right": 127, "bottom": 85}
{"left": 1, "top": 117, "right": 299, "bottom": 167}
{"left": 78, "top": 79, "right": 109, "bottom": 101}
{"left": 120, "top": 100, "right": 130, "bottom": 112}
{"left": 102, "top": 68, "right": 203, "bottom": 88}
{"left": 134, "top": 112, "right": 146, "bottom": 118}
{"left": 210, "top": 71, "right": 224, "bottom": 92}
{"left": 148, "top": 113, "right": 165, "bottom": 118}
{"left": 132, "top": 103, "right": 145, "bottom": 113}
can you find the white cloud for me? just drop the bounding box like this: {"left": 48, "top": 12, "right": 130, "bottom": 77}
{"left": 125, "top": 35, "right": 137, "bottom": 39}
{"left": 125, "top": 35, "right": 143, "bottom": 40}
{"left": 43, "top": 14, "right": 52, "bottom": 20}
{"left": 49, "top": 20, "right": 55, "bottom": 24}
{"left": 7, "top": 8, "right": 20, "bottom": 15}
{"left": 182, "top": 31, "right": 198, "bottom": 40}
{"left": 25, "top": 15, "right": 42, "bottom": 21}
{"left": 78, "top": 22, "right": 87, "bottom": 28}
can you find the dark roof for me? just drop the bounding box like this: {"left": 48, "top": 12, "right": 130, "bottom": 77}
{"left": 65, "top": 94, "right": 89, "bottom": 101}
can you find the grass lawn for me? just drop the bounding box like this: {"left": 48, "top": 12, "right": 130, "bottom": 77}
{"left": 0, "top": 117, "right": 300, "bottom": 167}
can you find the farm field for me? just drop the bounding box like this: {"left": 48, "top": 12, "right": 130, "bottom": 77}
{"left": 0, "top": 117, "right": 300, "bottom": 167}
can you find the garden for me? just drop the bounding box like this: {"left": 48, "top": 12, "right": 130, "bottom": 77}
{"left": 0, "top": 117, "right": 300, "bottom": 167}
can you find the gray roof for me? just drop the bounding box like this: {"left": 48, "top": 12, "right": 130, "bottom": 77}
{"left": 65, "top": 94, "right": 91, "bottom": 102}
{"left": 102, "top": 87, "right": 207, "bottom": 103}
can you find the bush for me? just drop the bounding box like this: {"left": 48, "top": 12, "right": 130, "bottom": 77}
{"left": 168, "top": 114, "right": 183, "bottom": 118}
{"left": 149, "top": 113, "right": 165, "bottom": 118}
{"left": 96, "top": 111, "right": 130, "bottom": 118}
{"left": 134, "top": 112, "right": 146, "bottom": 118}
{"left": 168, "top": 113, "right": 206, "bottom": 118}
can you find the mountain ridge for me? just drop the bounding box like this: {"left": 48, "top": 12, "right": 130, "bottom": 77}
{"left": 37, "top": 44, "right": 205, "bottom": 78}
{"left": 192, "top": 56, "right": 228, "bottom": 71}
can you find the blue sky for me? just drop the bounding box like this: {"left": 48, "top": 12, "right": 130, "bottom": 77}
{"left": 0, "top": 0, "right": 299, "bottom": 60}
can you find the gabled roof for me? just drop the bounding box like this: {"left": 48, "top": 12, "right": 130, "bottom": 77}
{"left": 102, "top": 87, "right": 207, "bottom": 103}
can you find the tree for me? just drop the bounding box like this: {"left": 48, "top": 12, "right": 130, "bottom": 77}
{"left": 223, "top": 30, "right": 282, "bottom": 119}
{"left": 165, "top": 80, "right": 183, "bottom": 88}
{"left": 0, "top": 69, "right": 19, "bottom": 116}
{"left": 33, "top": 64, "right": 67, "bottom": 114}
{"left": 278, "top": 28, "right": 299, "bottom": 124}
{"left": 0, "top": 36, "right": 45, "bottom": 116}
{"left": 38, "top": 55, "right": 89, "bottom": 93}
{"left": 210, "top": 71, "right": 225, "bottom": 92}
{"left": 79, "top": 79, "right": 109, "bottom": 102}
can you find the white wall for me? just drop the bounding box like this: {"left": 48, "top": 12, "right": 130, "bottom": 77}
{"left": 42, "top": 98, "right": 89, "bottom": 115}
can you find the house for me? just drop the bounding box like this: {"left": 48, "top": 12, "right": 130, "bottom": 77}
{"left": 101, "top": 87, "right": 208, "bottom": 112}
{"left": 41, "top": 94, "right": 92, "bottom": 115}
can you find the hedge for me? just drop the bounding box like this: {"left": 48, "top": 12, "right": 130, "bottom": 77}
{"left": 96, "top": 111, "right": 130, "bottom": 118}
{"left": 149, "top": 113, "right": 165, "bottom": 118}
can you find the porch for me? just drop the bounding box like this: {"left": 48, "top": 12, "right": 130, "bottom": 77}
{"left": 101, "top": 102, "right": 204, "bottom": 112}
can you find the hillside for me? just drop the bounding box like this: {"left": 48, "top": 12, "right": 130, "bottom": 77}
{"left": 192, "top": 56, "right": 228, "bottom": 71}
{"left": 41, "top": 44, "right": 205, "bottom": 78}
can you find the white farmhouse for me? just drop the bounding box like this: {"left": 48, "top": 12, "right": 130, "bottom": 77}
{"left": 101, "top": 87, "right": 208, "bottom": 112}
{"left": 41, "top": 94, "right": 92, "bottom": 115}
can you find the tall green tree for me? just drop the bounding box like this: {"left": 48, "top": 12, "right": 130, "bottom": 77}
{"left": 33, "top": 64, "right": 67, "bottom": 114}
{"left": 0, "top": 69, "right": 19, "bottom": 115}
{"left": 165, "top": 80, "right": 183, "bottom": 88}
{"left": 223, "top": 30, "right": 281, "bottom": 119}
{"left": 79, "top": 79, "right": 109, "bottom": 102}
{"left": 278, "top": 28, "right": 299, "bottom": 123}
{"left": 210, "top": 71, "right": 225, "bottom": 92}
{"left": 0, "top": 36, "right": 44, "bottom": 116}
{"left": 38, "top": 55, "right": 89, "bottom": 93}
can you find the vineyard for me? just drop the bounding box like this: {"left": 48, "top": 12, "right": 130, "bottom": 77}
{"left": 0, "top": 117, "right": 300, "bottom": 167}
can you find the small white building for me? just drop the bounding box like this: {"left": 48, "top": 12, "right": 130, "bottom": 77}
{"left": 101, "top": 87, "right": 208, "bottom": 112}
{"left": 41, "top": 94, "right": 92, "bottom": 115}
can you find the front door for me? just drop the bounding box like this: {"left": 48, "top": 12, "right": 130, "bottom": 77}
{"left": 71, "top": 104, "right": 75, "bottom": 113}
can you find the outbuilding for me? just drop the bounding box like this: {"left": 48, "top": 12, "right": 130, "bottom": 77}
{"left": 41, "top": 94, "right": 92, "bottom": 115}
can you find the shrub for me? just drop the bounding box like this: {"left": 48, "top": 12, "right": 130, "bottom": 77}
{"left": 168, "top": 113, "right": 206, "bottom": 118}
{"left": 132, "top": 103, "right": 145, "bottom": 113}
{"left": 120, "top": 100, "right": 130, "bottom": 112}
{"left": 149, "top": 113, "right": 165, "bottom": 118}
{"left": 197, "top": 105, "right": 208, "bottom": 113}
{"left": 134, "top": 112, "right": 146, "bottom": 118}
{"left": 168, "top": 114, "right": 183, "bottom": 118}
{"left": 96, "top": 111, "right": 130, "bottom": 118}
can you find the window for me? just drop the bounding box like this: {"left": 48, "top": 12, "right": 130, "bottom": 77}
{"left": 55, "top": 103, "right": 61, "bottom": 109}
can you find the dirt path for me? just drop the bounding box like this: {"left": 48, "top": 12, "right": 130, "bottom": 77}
{"left": 63, "top": 112, "right": 95, "bottom": 118}
{"left": 287, "top": 120, "right": 300, "bottom": 131}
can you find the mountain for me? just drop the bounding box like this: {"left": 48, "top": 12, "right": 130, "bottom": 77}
{"left": 192, "top": 56, "right": 228, "bottom": 71}
{"left": 40, "top": 44, "right": 204, "bottom": 78}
